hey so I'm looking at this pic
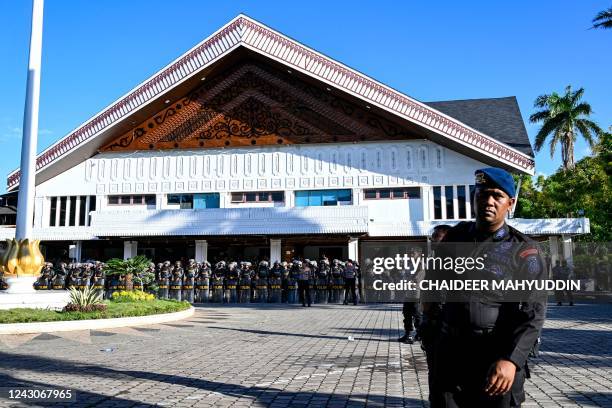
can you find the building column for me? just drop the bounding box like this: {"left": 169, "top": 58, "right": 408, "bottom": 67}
{"left": 562, "top": 235, "right": 573, "bottom": 267}
{"left": 270, "top": 239, "right": 282, "bottom": 263}
{"left": 421, "top": 186, "right": 430, "bottom": 221}
{"left": 348, "top": 237, "right": 359, "bottom": 262}
{"left": 84, "top": 195, "right": 91, "bottom": 226}
{"left": 74, "top": 196, "right": 81, "bottom": 226}
{"left": 156, "top": 194, "right": 164, "bottom": 210}
{"left": 65, "top": 196, "right": 72, "bottom": 226}
{"left": 123, "top": 241, "right": 138, "bottom": 260}
{"left": 195, "top": 240, "right": 208, "bottom": 263}
{"left": 69, "top": 241, "right": 82, "bottom": 262}
{"left": 352, "top": 188, "right": 361, "bottom": 206}
{"left": 549, "top": 236, "right": 560, "bottom": 267}
{"left": 54, "top": 198, "right": 61, "bottom": 226}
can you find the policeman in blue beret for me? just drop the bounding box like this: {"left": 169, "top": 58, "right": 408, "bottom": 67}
{"left": 426, "top": 167, "right": 546, "bottom": 408}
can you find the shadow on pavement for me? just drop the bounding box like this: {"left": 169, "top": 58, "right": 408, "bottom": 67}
{"left": 565, "top": 391, "right": 612, "bottom": 407}
{"left": 0, "top": 352, "right": 426, "bottom": 407}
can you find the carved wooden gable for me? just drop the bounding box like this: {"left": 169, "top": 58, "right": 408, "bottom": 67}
{"left": 101, "top": 62, "right": 417, "bottom": 152}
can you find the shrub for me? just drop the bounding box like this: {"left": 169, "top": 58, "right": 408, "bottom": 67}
{"left": 111, "top": 290, "right": 155, "bottom": 303}
{"left": 64, "top": 286, "right": 105, "bottom": 313}
{"left": 63, "top": 303, "right": 107, "bottom": 313}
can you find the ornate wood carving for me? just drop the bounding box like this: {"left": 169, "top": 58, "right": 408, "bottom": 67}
{"left": 101, "top": 62, "right": 417, "bottom": 152}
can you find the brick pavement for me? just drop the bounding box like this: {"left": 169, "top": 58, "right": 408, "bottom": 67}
{"left": 0, "top": 303, "right": 610, "bottom": 407}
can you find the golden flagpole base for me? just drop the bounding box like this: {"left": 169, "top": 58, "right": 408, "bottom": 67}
{"left": 1, "top": 238, "right": 45, "bottom": 279}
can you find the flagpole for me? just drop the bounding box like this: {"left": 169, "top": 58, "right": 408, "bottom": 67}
{"left": 16, "top": 0, "right": 44, "bottom": 240}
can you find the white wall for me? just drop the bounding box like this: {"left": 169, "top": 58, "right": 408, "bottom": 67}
{"left": 35, "top": 140, "right": 489, "bottom": 225}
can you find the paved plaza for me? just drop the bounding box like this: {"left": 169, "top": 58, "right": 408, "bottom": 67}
{"left": 0, "top": 303, "right": 610, "bottom": 407}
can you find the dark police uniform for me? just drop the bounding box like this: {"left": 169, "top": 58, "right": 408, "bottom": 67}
{"left": 429, "top": 221, "right": 546, "bottom": 407}
{"left": 427, "top": 167, "right": 547, "bottom": 408}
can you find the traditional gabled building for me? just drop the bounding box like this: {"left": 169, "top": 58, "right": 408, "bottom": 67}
{"left": 1, "top": 15, "right": 588, "bottom": 265}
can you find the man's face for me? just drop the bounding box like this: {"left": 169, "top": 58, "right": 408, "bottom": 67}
{"left": 474, "top": 186, "right": 515, "bottom": 225}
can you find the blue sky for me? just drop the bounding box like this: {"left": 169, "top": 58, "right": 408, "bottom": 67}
{"left": 1, "top": 1, "right": 610, "bottom": 193}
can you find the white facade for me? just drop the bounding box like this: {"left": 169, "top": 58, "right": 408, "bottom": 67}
{"left": 32, "top": 140, "right": 486, "bottom": 231}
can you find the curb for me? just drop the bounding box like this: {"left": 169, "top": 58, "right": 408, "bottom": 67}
{"left": 0, "top": 306, "right": 194, "bottom": 335}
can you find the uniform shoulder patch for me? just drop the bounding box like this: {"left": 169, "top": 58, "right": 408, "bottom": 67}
{"left": 519, "top": 248, "right": 539, "bottom": 258}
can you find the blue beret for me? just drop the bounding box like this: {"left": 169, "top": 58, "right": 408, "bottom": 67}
{"left": 474, "top": 167, "right": 516, "bottom": 197}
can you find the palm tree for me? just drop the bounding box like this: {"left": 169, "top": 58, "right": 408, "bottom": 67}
{"left": 529, "top": 86, "right": 602, "bottom": 170}
{"left": 592, "top": 7, "right": 612, "bottom": 29}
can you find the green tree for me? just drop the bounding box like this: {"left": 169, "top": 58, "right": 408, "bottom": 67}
{"left": 514, "top": 133, "right": 612, "bottom": 241}
{"left": 592, "top": 7, "right": 612, "bottom": 29}
{"left": 104, "top": 255, "right": 151, "bottom": 291}
{"left": 529, "top": 86, "right": 602, "bottom": 170}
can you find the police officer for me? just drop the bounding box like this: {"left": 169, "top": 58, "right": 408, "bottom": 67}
{"left": 426, "top": 168, "right": 546, "bottom": 408}
{"left": 552, "top": 259, "right": 574, "bottom": 306}
{"left": 343, "top": 259, "right": 359, "bottom": 305}
{"left": 398, "top": 246, "right": 428, "bottom": 344}
{"left": 296, "top": 259, "right": 312, "bottom": 307}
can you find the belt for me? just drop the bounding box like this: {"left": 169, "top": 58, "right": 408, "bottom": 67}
{"left": 256, "top": 285, "right": 267, "bottom": 289}
{"left": 53, "top": 285, "right": 64, "bottom": 289}
{"left": 196, "top": 285, "right": 209, "bottom": 289}
{"left": 442, "top": 325, "right": 495, "bottom": 337}
{"left": 170, "top": 286, "right": 182, "bottom": 290}
{"left": 270, "top": 285, "right": 281, "bottom": 289}
{"left": 240, "top": 286, "right": 251, "bottom": 290}
{"left": 158, "top": 285, "right": 168, "bottom": 289}
{"left": 227, "top": 285, "right": 237, "bottom": 289}
{"left": 183, "top": 285, "right": 194, "bottom": 289}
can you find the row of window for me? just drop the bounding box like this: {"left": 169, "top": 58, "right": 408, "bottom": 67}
{"left": 295, "top": 189, "right": 352, "bottom": 207}
{"left": 108, "top": 195, "right": 156, "bottom": 205}
{"left": 363, "top": 187, "right": 421, "bottom": 200}
{"left": 231, "top": 191, "right": 284, "bottom": 203}
{"left": 105, "top": 190, "right": 355, "bottom": 209}
{"left": 48, "top": 186, "right": 475, "bottom": 225}
{"left": 432, "top": 185, "right": 474, "bottom": 220}
{"left": 49, "top": 196, "right": 97, "bottom": 227}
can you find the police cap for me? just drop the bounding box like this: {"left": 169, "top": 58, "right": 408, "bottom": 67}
{"left": 474, "top": 167, "right": 516, "bottom": 198}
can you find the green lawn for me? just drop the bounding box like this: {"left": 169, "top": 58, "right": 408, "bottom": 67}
{"left": 0, "top": 300, "right": 191, "bottom": 324}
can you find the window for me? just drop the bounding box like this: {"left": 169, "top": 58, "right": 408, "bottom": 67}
{"left": 469, "top": 184, "right": 475, "bottom": 218}
{"left": 88, "top": 196, "right": 96, "bottom": 226}
{"left": 433, "top": 186, "right": 442, "bottom": 220}
{"left": 363, "top": 187, "right": 421, "bottom": 200}
{"left": 193, "top": 193, "right": 220, "bottom": 209}
{"left": 110, "top": 195, "right": 156, "bottom": 206}
{"left": 59, "top": 197, "right": 67, "bottom": 227}
{"left": 445, "top": 186, "right": 454, "bottom": 219}
{"left": 231, "top": 191, "right": 284, "bottom": 203}
{"left": 78, "top": 196, "right": 87, "bottom": 226}
{"left": 295, "top": 189, "right": 352, "bottom": 207}
{"left": 457, "top": 186, "right": 467, "bottom": 219}
{"left": 432, "top": 185, "right": 472, "bottom": 220}
{"left": 49, "top": 197, "right": 57, "bottom": 226}
{"left": 167, "top": 194, "right": 193, "bottom": 209}
{"left": 68, "top": 197, "right": 76, "bottom": 226}
{"left": 364, "top": 190, "right": 377, "bottom": 199}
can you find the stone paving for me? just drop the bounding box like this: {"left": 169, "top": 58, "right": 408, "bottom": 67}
{"left": 0, "top": 303, "right": 610, "bottom": 407}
